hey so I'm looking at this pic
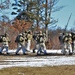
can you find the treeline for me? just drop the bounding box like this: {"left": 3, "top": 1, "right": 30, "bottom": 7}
{"left": 0, "top": 0, "right": 73, "bottom": 50}
{"left": 1, "top": 20, "right": 74, "bottom": 50}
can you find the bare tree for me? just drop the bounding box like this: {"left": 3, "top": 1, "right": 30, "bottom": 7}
{"left": 39, "top": 0, "right": 64, "bottom": 39}
{"left": 11, "top": 0, "right": 64, "bottom": 33}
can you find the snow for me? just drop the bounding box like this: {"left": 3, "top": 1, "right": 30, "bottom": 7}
{"left": 0, "top": 49, "right": 75, "bottom": 69}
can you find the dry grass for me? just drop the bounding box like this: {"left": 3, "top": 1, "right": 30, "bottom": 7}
{"left": 0, "top": 66, "right": 75, "bottom": 75}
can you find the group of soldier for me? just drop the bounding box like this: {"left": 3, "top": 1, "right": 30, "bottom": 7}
{"left": 0, "top": 30, "right": 47, "bottom": 55}
{"left": 59, "top": 32, "right": 75, "bottom": 55}
{"left": 1, "top": 29, "right": 75, "bottom": 56}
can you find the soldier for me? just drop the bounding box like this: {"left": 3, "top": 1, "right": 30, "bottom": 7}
{"left": 33, "top": 31, "right": 47, "bottom": 54}
{"left": 59, "top": 32, "right": 66, "bottom": 54}
{"left": 63, "top": 32, "right": 72, "bottom": 55}
{"left": 0, "top": 33, "right": 10, "bottom": 54}
{"left": 59, "top": 33, "right": 64, "bottom": 44}
{"left": 15, "top": 33, "right": 27, "bottom": 55}
{"left": 26, "top": 30, "right": 32, "bottom": 52}
{"left": 71, "top": 32, "right": 75, "bottom": 54}
{"left": 22, "top": 31, "right": 28, "bottom": 48}
{"left": 36, "top": 31, "right": 47, "bottom": 55}
{"left": 32, "top": 31, "right": 39, "bottom": 53}
{"left": 43, "top": 32, "right": 47, "bottom": 50}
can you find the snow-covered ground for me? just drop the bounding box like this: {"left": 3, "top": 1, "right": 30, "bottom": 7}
{"left": 0, "top": 49, "right": 75, "bottom": 69}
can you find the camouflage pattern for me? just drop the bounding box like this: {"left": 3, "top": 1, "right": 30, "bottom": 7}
{"left": 33, "top": 31, "right": 47, "bottom": 55}
{"left": 0, "top": 33, "right": 10, "bottom": 54}
{"left": 15, "top": 33, "right": 27, "bottom": 55}
{"left": 26, "top": 30, "right": 32, "bottom": 51}
{"left": 59, "top": 32, "right": 73, "bottom": 55}
{"left": 71, "top": 32, "right": 75, "bottom": 54}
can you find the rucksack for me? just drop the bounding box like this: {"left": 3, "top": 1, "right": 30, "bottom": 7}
{"left": 37, "top": 35, "right": 44, "bottom": 43}
{"left": 59, "top": 35, "right": 63, "bottom": 42}
{"left": 33, "top": 35, "right": 37, "bottom": 40}
{"left": 15, "top": 35, "right": 21, "bottom": 43}
{"left": 0, "top": 35, "right": 4, "bottom": 43}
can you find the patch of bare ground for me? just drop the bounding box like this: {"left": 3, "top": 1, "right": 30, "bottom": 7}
{"left": 0, "top": 66, "right": 75, "bottom": 75}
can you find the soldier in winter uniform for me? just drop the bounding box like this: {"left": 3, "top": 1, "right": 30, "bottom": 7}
{"left": 32, "top": 31, "right": 39, "bottom": 53}
{"left": 0, "top": 33, "right": 10, "bottom": 54}
{"left": 43, "top": 32, "right": 47, "bottom": 50}
{"left": 22, "top": 31, "right": 28, "bottom": 48}
{"left": 33, "top": 31, "right": 47, "bottom": 54}
{"left": 26, "top": 30, "right": 32, "bottom": 52}
{"left": 71, "top": 32, "right": 75, "bottom": 54}
{"left": 33, "top": 31, "right": 47, "bottom": 55}
{"left": 62, "top": 32, "right": 72, "bottom": 55}
{"left": 15, "top": 33, "right": 27, "bottom": 55}
{"left": 59, "top": 32, "right": 66, "bottom": 54}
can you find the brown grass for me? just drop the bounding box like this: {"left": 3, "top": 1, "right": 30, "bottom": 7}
{"left": 0, "top": 66, "right": 75, "bottom": 75}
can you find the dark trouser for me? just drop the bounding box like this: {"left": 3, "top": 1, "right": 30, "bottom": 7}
{"left": 16, "top": 46, "right": 26, "bottom": 54}
{"left": 37, "top": 44, "right": 47, "bottom": 55}
{"left": 0, "top": 46, "right": 8, "bottom": 54}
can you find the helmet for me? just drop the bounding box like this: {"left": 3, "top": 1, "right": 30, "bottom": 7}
{"left": 39, "top": 31, "right": 42, "bottom": 34}
{"left": 68, "top": 33, "right": 72, "bottom": 36}
{"left": 19, "top": 33, "right": 22, "bottom": 36}
{"left": 22, "top": 32, "right": 25, "bottom": 35}
{"left": 4, "top": 33, "right": 8, "bottom": 37}
{"left": 28, "top": 30, "right": 32, "bottom": 34}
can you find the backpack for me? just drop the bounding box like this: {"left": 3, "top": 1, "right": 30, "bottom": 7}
{"left": 59, "top": 35, "right": 63, "bottom": 42}
{"left": 0, "top": 35, "right": 4, "bottom": 43}
{"left": 15, "top": 35, "right": 21, "bottom": 43}
{"left": 33, "top": 34, "right": 37, "bottom": 40}
{"left": 37, "top": 35, "right": 44, "bottom": 43}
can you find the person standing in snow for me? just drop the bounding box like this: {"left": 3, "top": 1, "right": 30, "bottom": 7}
{"left": 0, "top": 33, "right": 10, "bottom": 54}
